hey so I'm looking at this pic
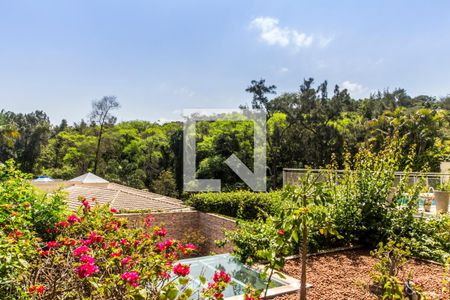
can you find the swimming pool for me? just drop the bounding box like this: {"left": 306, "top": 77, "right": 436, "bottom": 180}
{"left": 178, "top": 253, "right": 301, "bottom": 299}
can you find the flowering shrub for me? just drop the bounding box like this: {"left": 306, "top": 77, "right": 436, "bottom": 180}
{"left": 0, "top": 161, "right": 66, "bottom": 297}
{"left": 11, "top": 199, "right": 203, "bottom": 299}
{"left": 201, "top": 271, "right": 232, "bottom": 300}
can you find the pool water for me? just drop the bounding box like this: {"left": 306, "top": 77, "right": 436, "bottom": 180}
{"left": 178, "top": 254, "right": 283, "bottom": 298}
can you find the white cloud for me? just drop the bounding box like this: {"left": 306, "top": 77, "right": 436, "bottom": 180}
{"left": 279, "top": 67, "right": 289, "bottom": 73}
{"left": 341, "top": 80, "right": 367, "bottom": 97}
{"left": 250, "top": 17, "right": 321, "bottom": 49}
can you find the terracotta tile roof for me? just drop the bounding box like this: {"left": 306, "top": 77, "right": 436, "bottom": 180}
{"left": 64, "top": 183, "right": 187, "bottom": 212}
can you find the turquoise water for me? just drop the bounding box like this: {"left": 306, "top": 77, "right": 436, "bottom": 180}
{"left": 178, "top": 254, "right": 283, "bottom": 297}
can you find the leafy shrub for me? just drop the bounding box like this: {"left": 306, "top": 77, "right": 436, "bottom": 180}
{"left": 186, "top": 190, "right": 283, "bottom": 220}
{"left": 0, "top": 160, "right": 240, "bottom": 300}
{"left": 0, "top": 160, "right": 66, "bottom": 296}
{"left": 370, "top": 240, "right": 423, "bottom": 299}
{"left": 12, "top": 202, "right": 201, "bottom": 299}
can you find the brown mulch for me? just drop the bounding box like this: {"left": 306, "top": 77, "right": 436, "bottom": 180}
{"left": 274, "top": 249, "right": 445, "bottom": 300}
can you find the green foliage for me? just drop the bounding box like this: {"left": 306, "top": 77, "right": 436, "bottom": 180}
{"left": 186, "top": 191, "right": 283, "bottom": 220}
{"left": 151, "top": 170, "right": 178, "bottom": 198}
{"left": 0, "top": 160, "right": 66, "bottom": 297}
{"left": 370, "top": 240, "right": 423, "bottom": 300}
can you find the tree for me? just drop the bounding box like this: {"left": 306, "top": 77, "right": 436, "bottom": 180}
{"left": 244, "top": 79, "right": 277, "bottom": 117}
{"left": 280, "top": 172, "right": 337, "bottom": 300}
{"left": 89, "top": 96, "right": 120, "bottom": 174}
{"left": 151, "top": 170, "right": 178, "bottom": 197}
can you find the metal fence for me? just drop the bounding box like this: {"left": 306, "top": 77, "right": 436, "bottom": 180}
{"left": 282, "top": 168, "right": 450, "bottom": 189}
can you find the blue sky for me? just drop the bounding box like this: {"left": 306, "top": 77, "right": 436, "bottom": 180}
{"left": 1, "top": 0, "right": 450, "bottom": 124}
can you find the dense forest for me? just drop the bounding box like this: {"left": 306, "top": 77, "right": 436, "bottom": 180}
{"left": 1, "top": 78, "right": 450, "bottom": 195}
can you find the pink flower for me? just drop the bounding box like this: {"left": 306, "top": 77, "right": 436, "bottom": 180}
{"left": 80, "top": 255, "right": 95, "bottom": 264}
{"left": 110, "top": 208, "right": 118, "bottom": 213}
{"left": 121, "top": 256, "right": 133, "bottom": 266}
{"left": 185, "top": 243, "right": 196, "bottom": 250}
{"left": 67, "top": 214, "right": 81, "bottom": 224}
{"left": 156, "top": 242, "right": 165, "bottom": 251}
{"left": 73, "top": 245, "right": 90, "bottom": 257}
{"left": 80, "top": 239, "right": 92, "bottom": 245}
{"left": 120, "top": 239, "right": 128, "bottom": 246}
{"left": 121, "top": 271, "right": 139, "bottom": 287}
{"left": 144, "top": 215, "right": 154, "bottom": 227}
{"left": 47, "top": 241, "right": 59, "bottom": 248}
{"left": 164, "top": 239, "right": 173, "bottom": 247}
{"left": 153, "top": 227, "right": 167, "bottom": 237}
{"left": 173, "top": 263, "right": 190, "bottom": 277}
{"left": 213, "top": 271, "right": 231, "bottom": 283}
{"left": 76, "top": 263, "right": 99, "bottom": 278}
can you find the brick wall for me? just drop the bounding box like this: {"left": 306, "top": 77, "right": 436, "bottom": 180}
{"left": 115, "top": 211, "right": 235, "bottom": 255}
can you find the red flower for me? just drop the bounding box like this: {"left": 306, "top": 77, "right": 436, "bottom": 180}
{"left": 82, "top": 200, "right": 91, "bottom": 210}
{"left": 39, "top": 250, "right": 53, "bottom": 256}
{"left": 76, "top": 263, "right": 99, "bottom": 278}
{"left": 277, "top": 229, "right": 285, "bottom": 236}
{"left": 153, "top": 227, "right": 167, "bottom": 237}
{"left": 67, "top": 214, "right": 81, "bottom": 224}
{"left": 14, "top": 230, "right": 23, "bottom": 237}
{"left": 173, "top": 263, "right": 190, "bottom": 277}
{"left": 121, "top": 256, "right": 133, "bottom": 266}
{"left": 213, "top": 271, "right": 231, "bottom": 283}
{"left": 121, "top": 271, "right": 139, "bottom": 287}
{"left": 120, "top": 239, "right": 128, "bottom": 246}
{"left": 28, "top": 285, "right": 45, "bottom": 294}
{"left": 110, "top": 251, "right": 122, "bottom": 257}
{"left": 63, "top": 238, "right": 76, "bottom": 246}
{"left": 110, "top": 207, "right": 118, "bottom": 213}
{"left": 73, "top": 245, "right": 90, "bottom": 257}
{"left": 56, "top": 221, "right": 69, "bottom": 228}
{"left": 47, "top": 241, "right": 59, "bottom": 248}
{"left": 88, "top": 231, "right": 103, "bottom": 243}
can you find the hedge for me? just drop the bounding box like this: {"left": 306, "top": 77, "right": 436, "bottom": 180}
{"left": 186, "top": 191, "right": 283, "bottom": 220}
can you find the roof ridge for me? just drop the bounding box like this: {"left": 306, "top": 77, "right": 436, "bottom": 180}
{"left": 108, "top": 183, "right": 182, "bottom": 202}
{"left": 113, "top": 188, "right": 185, "bottom": 208}
{"left": 109, "top": 190, "right": 121, "bottom": 207}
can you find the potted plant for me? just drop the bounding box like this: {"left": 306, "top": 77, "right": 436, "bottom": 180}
{"left": 423, "top": 195, "right": 433, "bottom": 213}
{"left": 434, "top": 182, "right": 450, "bottom": 214}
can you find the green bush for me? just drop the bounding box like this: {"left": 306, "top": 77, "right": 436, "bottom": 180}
{"left": 0, "top": 160, "right": 67, "bottom": 297}
{"left": 186, "top": 190, "right": 283, "bottom": 220}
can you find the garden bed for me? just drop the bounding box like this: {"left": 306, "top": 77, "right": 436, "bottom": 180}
{"left": 274, "top": 249, "right": 445, "bottom": 300}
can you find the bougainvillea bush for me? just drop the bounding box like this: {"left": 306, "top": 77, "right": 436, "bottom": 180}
{"left": 0, "top": 161, "right": 244, "bottom": 300}
{"left": 21, "top": 200, "right": 204, "bottom": 299}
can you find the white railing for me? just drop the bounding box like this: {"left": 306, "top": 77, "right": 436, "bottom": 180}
{"left": 282, "top": 168, "right": 450, "bottom": 188}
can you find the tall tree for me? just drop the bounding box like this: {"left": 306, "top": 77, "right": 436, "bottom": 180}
{"left": 89, "top": 96, "right": 120, "bottom": 174}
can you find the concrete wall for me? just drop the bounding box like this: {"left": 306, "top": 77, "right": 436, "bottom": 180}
{"left": 116, "top": 211, "right": 235, "bottom": 255}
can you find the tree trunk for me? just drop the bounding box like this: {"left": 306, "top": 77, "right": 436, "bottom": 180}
{"left": 300, "top": 222, "right": 308, "bottom": 300}
{"left": 93, "top": 124, "right": 103, "bottom": 174}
